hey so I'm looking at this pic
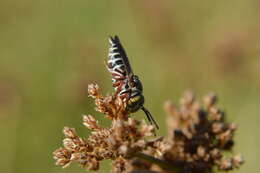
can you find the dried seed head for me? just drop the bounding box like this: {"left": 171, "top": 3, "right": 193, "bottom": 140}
{"left": 53, "top": 84, "right": 243, "bottom": 173}
{"left": 157, "top": 91, "right": 243, "bottom": 173}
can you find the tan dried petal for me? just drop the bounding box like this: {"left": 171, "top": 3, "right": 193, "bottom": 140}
{"left": 55, "top": 158, "right": 71, "bottom": 168}
{"left": 208, "top": 107, "right": 223, "bottom": 120}
{"left": 63, "top": 127, "right": 77, "bottom": 139}
{"left": 128, "top": 118, "right": 139, "bottom": 127}
{"left": 140, "top": 121, "right": 154, "bottom": 137}
{"left": 197, "top": 146, "right": 206, "bottom": 158}
{"left": 180, "top": 90, "right": 195, "bottom": 106}
{"left": 63, "top": 138, "right": 78, "bottom": 151}
{"left": 113, "top": 119, "right": 126, "bottom": 139}
{"left": 232, "top": 154, "right": 244, "bottom": 167}
{"left": 218, "top": 130, "right": 233, "bottom": 147}
{"left": 112, "top": 156, "right": 127, "bottom": 173}
{"left": 219, "top": 158, "right": 233, "bottom": 170}
{"left": 229, "top": 123, "right": 237, "bottom": 131}
{"left": 70, "top": 152, "right": 85, "bottom": 161}
{"left": 164, "top": 100, "right": 176, "bottom": 116}
{"left": 83, "top": 115, "right": 101, "bottom": 130}
{"left": 203, "top": 92, "right": 217, "bottom": 108}
{"left": 53, "top": 147, "right": 71, "bottom": 160}
{"left": 88, "top": 83, "right": 99, "bottom": 98}
{"left": 135, "top": 139, "right": 146, "bottom": 148}
{"left": 212, "top": 122, "right": 224, "bottom": 134}
{"left": 85, "top": 157, "right": 99, "bottom": 171}
{"left": 119, "top": 144, "right": 129, "bottom": 156}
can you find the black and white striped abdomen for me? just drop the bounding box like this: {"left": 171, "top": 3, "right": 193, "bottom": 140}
{"left": 107, "top": 38, "right": 128, "bottom": 86}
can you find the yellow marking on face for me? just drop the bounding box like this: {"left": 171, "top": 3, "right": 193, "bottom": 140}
{"left": 129, "top": 95, "right": 141, "bottom": 103}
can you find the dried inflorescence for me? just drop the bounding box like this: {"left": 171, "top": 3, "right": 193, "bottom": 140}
{"left": 53, "top": 83, "right": 155, "bottom": 172}
{"left": 53, "top": 85, "right": 243, "bottom": 173}
{"left": 128, "top": 91, "right": 243, "bottom": 173}
{"left": 162, "top": 91, "right": 243, "bottom": 172}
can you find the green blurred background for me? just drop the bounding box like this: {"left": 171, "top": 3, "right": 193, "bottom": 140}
{"left": 0, "top": 0, "right": 259, "bottom": 173}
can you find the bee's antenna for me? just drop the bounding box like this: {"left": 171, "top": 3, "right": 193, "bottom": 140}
{"left": 141, "top": 107, "right": 159, "bottom": 129}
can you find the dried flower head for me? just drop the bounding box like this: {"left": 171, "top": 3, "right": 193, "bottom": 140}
{"left": 129, "top": 91, "right": 243, "bottom": 173}
{"left": 53, "top": 85, "right": 243, "bottom": 173}
{"left": 53, "top": 83, "right": 155, "bottom": 172}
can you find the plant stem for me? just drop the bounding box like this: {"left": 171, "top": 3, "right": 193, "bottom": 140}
{"left": 134, "top": 152, "right": 181, "bottom": 173}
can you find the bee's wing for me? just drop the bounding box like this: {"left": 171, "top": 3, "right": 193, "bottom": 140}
{"left": 108, "top": 35, "right": 133, "bottom": 76}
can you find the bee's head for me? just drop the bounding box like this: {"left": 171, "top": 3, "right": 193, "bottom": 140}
{"left": 131, "top": 75, "right": 143, "bottom": 92}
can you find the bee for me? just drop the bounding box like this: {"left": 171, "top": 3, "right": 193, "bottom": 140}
{"left": 106, "top": 35, "right": 159, "bottom": 129}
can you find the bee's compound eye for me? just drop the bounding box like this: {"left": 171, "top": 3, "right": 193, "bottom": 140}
{"left": 130, "top": 81, "right": 135, "bottom": 87}
{"left": 131, "top": 75, "right": 139, "bottom": 87}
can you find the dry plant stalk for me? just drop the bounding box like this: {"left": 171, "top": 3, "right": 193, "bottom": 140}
{"left": 53, "top": 84, "right": 244, "bottom": 173}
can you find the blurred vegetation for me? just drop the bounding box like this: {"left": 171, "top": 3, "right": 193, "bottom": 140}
{"left": 0, "top": 0, "right": 259, "bottom": 173}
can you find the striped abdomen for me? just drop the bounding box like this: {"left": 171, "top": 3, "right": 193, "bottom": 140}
{"left": 107, "top": 38, "right": 130, "bottom": 98}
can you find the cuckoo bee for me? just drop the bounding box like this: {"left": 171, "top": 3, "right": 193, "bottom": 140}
{"left": 106, "top": 35, "right": 159, "bottom": 129}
